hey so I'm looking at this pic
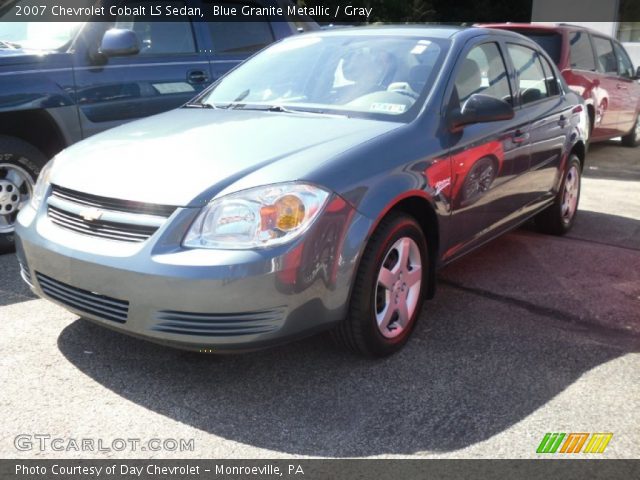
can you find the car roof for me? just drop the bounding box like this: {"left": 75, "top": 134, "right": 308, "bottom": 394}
{"left": 481, "top": 22, "right": 608, "bottom": 37}
{"left": 304, "top": 24, "right": 531, "bottom": 41}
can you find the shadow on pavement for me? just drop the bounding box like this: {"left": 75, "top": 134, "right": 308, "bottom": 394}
{"left": 0, "top": 254, "right": 37, "bottom": 306}
{"left": 582, "top": 141, "right": 640, "bottom": 182}
{"left": 57, "top": 280, "right": 636, "bottom": 456}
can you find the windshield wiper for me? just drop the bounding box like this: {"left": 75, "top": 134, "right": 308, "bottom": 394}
{"left": 184, "top": 102, "right": 216, "bottom": 109}
{"left": 221, "top": 103, "right": 349, "bottom": 118}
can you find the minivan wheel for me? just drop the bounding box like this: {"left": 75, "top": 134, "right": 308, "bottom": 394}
{"left": 0, "top": 136, "right": 46, "bottom": 253}
{"left": 621, "top": 113, "right": 640, "bottom": 147}
{"left": 332, "top": 213, "right": 428, "bottom": 357}
{"left": 535, "top": 154, "right": 581, "bottom": 236}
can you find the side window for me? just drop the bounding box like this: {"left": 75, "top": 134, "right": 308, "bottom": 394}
{"left": 455, "top": 43, "right": 512, "bottom": 107}
{"left": 206, "top": 3, "right": 275, "bottom": 55}
{"left": 613, "top": 42, "right": 635, "bottom": 78}
{"left": 540, "top": 55, "right": 561, "bottom": 96}
{"left": 592, "top": 36, "right": 617, "bottom": 74}
{"left": 507, "top": 43, "right": 549, "bottom": 105}
{"left": 115, "top": 1, "right": 196, "bottom": 55}
{"left": 569, "top": 31, "right": 596, "bottom": 71}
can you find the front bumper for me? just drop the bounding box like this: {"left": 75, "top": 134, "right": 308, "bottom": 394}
{"left": 15, "top": 197, "right": 371, "bottom": 352}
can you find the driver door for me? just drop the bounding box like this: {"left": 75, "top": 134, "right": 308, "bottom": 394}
{"left": 73, "top": 0, "right": 212, "bottom": 139}
{"left": 445, "top": 41, "right": 532, "bottom": 260}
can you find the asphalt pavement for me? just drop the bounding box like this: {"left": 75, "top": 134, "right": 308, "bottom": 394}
{"left": 0, "top": 140, "right": 638, "bottom": 459}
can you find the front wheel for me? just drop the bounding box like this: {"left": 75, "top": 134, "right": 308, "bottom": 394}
{"left": 535, "top": 154, "right": 582, "bottom": 236}
{"left": 621, "top": 113, "right": 640, "bottom": 147}
{"left": 332, "top": 213, "right": 428, "bottom": 357}
{"left": 0, "top": 136, "right": 46, "bottom": 253}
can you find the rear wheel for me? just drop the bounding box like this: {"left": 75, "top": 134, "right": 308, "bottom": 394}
{"left": 332, "top": 213, "right": 428, "bottom": 357}
{"left": 621, "top": 113, "right": 640, "bottom": 147}
{"left": 0, "top": 136, "right": 46, "bottom": 253}
{"left": 535, "top": 154, "right": 581, "bottom": 236}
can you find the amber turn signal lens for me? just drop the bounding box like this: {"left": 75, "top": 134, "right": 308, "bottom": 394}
{"left": 275, "top": 194, "right": 305, "bottom": 231}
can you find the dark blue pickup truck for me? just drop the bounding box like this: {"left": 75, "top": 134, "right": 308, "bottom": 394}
{"left": 0, "top": 0, "right": 317, "bottom": 250}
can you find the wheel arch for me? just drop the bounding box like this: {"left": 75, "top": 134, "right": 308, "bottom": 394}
{"left": 361, "top": 192, "right": 440, "bottom": 300}
{"left": 0, "top": 109, "right": 67, "bottom": 160}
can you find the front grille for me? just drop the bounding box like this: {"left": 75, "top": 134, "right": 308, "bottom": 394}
{"left": 152, "top": 309, "right": 285, "bottom": 336}
{"left": 51, "top": 185, "right": 177, "bottom": 217}
{"left": 48, "top": 205, "right": 158, "bottom": 243}
{"left": 36, "top": 272, "right": 129, "bottom": 324}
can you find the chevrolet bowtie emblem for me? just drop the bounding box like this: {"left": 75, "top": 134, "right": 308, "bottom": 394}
{"left": 79, "top": 208, "right": 103, "bottom": 222}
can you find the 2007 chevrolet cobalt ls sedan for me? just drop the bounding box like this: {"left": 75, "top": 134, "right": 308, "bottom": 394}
{"left": 15, "top": 26, "right": 587, "bottom": 357}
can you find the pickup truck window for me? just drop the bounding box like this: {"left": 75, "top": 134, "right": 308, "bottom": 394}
{"left": 206, "top": 3, "right": 275, "bottom": 54}
{"left": 115, "top": 1, "right": 196, "bottom": 55}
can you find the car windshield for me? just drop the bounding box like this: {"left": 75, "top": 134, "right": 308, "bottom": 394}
{"left": 200, "top": 34, "right": 447, "bottom": 121}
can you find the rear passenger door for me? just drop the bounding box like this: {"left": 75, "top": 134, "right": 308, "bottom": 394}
{"left": 612, "top": 41, "right": 640, "bottom": 133}
{"left": 507, "top": 43, "right": 571, "bottom": 202}
{"left": 592, "top": 35, "right": 625, "bottom": 135}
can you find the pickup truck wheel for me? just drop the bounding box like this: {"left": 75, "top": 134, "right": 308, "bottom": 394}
{"left": 535, "top": 154, "right": 581, "bottom": 236}
{"left": 621, "top": 113, "right": 640, "bottom": 147}
{"left": 0, "top": 136, "right": 45, "bottom": 253}
{"left": 332, "top": 213, "right": 428, "bottom": 357}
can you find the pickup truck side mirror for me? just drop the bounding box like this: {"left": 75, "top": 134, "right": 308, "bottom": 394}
{"left": 450, "top": 94, "right": 515, "bottom": 132}
{"left": 100, "top": 29, "right": 140, "bottom": 57}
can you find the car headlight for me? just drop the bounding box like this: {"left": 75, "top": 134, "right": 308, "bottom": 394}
{"left": 183, "top": 183, "right": 330, "bottom": 249}
{"left": 30, "top": 159, "right": 55, "bottom": 209}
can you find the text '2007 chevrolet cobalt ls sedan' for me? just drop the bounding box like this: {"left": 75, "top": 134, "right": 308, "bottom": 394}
{"left": 16, "top": 26, "right": 587, "bottom": 357}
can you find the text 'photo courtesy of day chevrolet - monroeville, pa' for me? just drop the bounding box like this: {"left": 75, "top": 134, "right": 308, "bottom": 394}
{"left": 0, "top": 1, "right": 639, "bottom": 479}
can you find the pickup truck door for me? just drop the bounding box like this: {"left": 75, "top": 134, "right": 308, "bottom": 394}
{"left": 73, "top": 0, "right": 213, "bottom": 139}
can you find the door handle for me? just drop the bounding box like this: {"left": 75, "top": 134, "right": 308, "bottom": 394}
{"left": 558, "top": 115, "right": 568, "bottom": 128}
{"left": 512, "top": 130, "right": 530, "bottom": 143}
{"left": 187, "top": 70, "right": 209, "bottom": 84}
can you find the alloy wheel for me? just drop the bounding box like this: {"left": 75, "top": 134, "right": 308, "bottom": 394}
{"left": 0, "top": 163, "right": 34, "bottom": 234}
{"left": 374, "top": 236, "right": 422, "bottom": 339}
{"left": 561, "top": 164, "right": 580, "bottom": 224}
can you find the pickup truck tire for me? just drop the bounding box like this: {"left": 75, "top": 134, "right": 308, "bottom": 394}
{"left": 0, "top": 136, "right": 46, "bottom": 253}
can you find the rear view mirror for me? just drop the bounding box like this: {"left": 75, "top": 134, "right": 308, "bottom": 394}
{"left": 100, "top": 29, "right": 140, "bottom": 57}
{"left": 450, "top": 94, "right": 515, "bottom": 131}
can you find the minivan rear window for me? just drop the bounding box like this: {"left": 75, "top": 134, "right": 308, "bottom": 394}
{"left": 512, "top": 31, "right": 562, "bottom": 64}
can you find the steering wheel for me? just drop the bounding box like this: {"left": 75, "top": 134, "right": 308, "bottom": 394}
{"left": 387, "top": 86, "right": 419, "bottom": 99}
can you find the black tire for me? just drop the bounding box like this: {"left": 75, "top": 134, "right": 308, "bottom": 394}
{"left": 332, "top": 213, "right": 429, "bottom": 357}
{"left": 535, "top": 154, "right": 582, "bottom": 236}
{"left": 621, "top": 113, "right": 640, "bottom": 147}
{"left": 0, "top": 136, "right": 47, "bottom": 253}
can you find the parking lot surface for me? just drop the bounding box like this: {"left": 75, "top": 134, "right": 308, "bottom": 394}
{"left": 1, "top": 141, "right": 638, "bottom": 459}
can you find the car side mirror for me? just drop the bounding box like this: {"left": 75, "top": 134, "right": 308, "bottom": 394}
{"left": 450, "top": 94, "right": 515, "bottom": 132}
{"left": 100, "top": 29, "right": 140, "bottom": 57}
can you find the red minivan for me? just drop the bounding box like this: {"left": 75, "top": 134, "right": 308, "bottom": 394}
{"left": 482, "top": 23, "right": 640, "bottom": 147}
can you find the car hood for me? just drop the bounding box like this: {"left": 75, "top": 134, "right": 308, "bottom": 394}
{"left": 52, "top": 108, "right": 402, "bottom": 207}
